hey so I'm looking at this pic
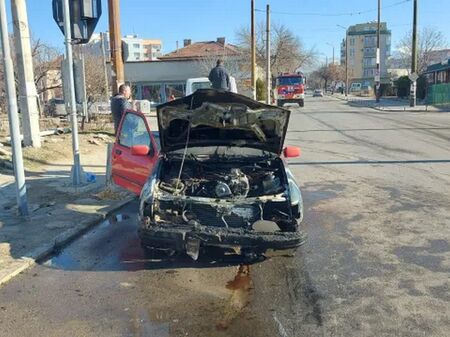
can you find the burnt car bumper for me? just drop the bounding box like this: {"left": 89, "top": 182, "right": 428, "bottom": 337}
{"left": 138, "top": 223, "right": 306, "bottom": 253}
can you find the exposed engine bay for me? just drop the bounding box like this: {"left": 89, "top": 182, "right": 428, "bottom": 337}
{"left": 144, "top": 155, "right": 301, "bottom": 232}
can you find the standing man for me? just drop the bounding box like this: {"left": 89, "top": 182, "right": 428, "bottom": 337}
{"left": 208, "top": 59, "right": 230, "bottom": 91}
{"left": 111, "top": 84, "right": 132, "bottom": 135}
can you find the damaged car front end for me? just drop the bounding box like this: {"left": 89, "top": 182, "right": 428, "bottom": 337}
{"left": 138, "top": 89, "right": 306, "bottom": 259}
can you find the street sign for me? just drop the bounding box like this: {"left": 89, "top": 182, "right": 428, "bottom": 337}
{"left": 409, "top": 72, "right": 419, "bottom": 82}
{"left": 52, "top": 0, "right": 102, "bottom": 44}
{"left": 374, "top": 75, "right": 380, "bottom": 82}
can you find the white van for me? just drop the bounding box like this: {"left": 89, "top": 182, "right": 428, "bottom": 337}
{"left": 185, "top": 77, "right": 237, "bottom": 96}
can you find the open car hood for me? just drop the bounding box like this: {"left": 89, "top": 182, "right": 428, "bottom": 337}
{"left": 157, "top": 89, "right": 290, "bottom": 155}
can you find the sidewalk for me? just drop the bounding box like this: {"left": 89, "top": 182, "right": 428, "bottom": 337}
{"left": 0, "top": 133, "right": 135, "bottom": 287}
{"left": 331, "top": 93, "right": 450, "bottom": 112}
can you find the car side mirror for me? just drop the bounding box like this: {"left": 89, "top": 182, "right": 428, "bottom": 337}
{"left": 283, "top": 146, "right": 301, "bottom": 158}
{"left": 131, "top": 145, "right": 150, "bottom": 156}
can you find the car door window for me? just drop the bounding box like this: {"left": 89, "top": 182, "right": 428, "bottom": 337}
{"left": 119, "top": 113, "right": 151, "bottom": 148}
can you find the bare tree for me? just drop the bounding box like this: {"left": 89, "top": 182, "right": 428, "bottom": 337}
{"left": 236, "top": 22, "right": 316, "bottom": 78}
{"left": 396, "top": 27, "right": 448, "bottom": 74}
{"left": 33, "top": 39, "right": 63, "bottom": 98}
{"left": 314, "top": 63, "right": 345, "bottom": 90}
{"left": 196, "top": 51, "right": 246, "bottom": 80}
{"left": 0, "top": 37, "right": 63, "bottom": 112}
{"left": 80, "top": 44, "right": 109, "bottom": 102}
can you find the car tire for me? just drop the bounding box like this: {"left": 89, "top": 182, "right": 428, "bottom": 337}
{"left": 298, "top": 99, "right": 304, "bottom": 107}
{"left": 277, "top": 100, "right": 284, "bottom": 107}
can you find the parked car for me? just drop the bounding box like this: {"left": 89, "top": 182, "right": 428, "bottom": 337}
{"left": 46, "top": 98, "right": 66, "bottom": 117}
{"left": 313, "top": 89, "right": 324, "bottom": 97}
{"left": 111, "top": 89, "right": 305, "bottom": 260}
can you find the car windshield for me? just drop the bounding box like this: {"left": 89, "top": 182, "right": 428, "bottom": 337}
{"left": 277, "top": 76, "right": 304, "bottom": 86}
{"left": 192, "top": 81, "right": 211, "bottom": 92}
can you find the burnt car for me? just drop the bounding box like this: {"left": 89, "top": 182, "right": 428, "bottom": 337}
{"left": 111, "top": 89, "right": 305, "bottom": 259}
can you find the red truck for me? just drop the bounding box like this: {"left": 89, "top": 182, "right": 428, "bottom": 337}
{"left": 275, "top": 72, "right": 306, "bottom": 107}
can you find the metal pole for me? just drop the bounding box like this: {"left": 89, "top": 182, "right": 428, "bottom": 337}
{"left": 108, "top": 0, "right": 124, "bottom": 95}
{"left": 62, "top": 0, "right": 83, "bottom": 186}
{"left": 251, "top": 0, "right": 256, "bottom": 100}
{"left": 345, "top": 34, "right": 349, "bottom": 97}
{"left": 100, "top": 32, "right": 110, "bottom": 102}
{"left": 265, "top": 4, "right": 270, "bottom": 104}
{"left": 376, "top": 0, "right": 381, "bottom": 102}
{"left": 80, "top": 45, "right": 88, "bottom": 124}
{"left": 0, "top": 0, "right": 28, "bottom": 215}
{"left": 410, "top": 0, "right": 418, "bottom": 107}
{"left": 332, "top": 46, "right": 335, "bottom": 65}
{"left": 11, "top": 0, "right": 41, "bottom": 148}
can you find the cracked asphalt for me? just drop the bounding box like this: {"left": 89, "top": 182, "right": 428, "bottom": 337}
{"left": 1, "top": 96, "right": 449, "bottom": 337}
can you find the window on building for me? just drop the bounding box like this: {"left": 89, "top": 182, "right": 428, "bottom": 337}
{"left": 349, "top": 48, "right": 355, "bottom": 58}
{"left": 141, "top": 84, "right": 163, "bottom": 103}
{"left": 134, "top": 52, "right": 140, "bottom": 59}
{"left": 349, "top": 38, "right": 355, "bottom": 46}
{"left": 364, "top": 36, "right": 376, "bottom": 47}
{"left": 165, "top": 83, "right": 185, "bottom": 100}
{"left": 133, "top": 43, "right": 140, "bottom": 49}
{"left": 363, "top": 58, "right": 376, "bottom": 67}
{"left": 363, "top": 69, "right": 375, "bottom": 78}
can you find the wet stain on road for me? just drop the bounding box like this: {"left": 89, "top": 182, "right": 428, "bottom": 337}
{"left": 216, "top": 264, "right": 252, "bottom": 331}
{"left": 394, "top": 243, "right": 450, "bottom": 273}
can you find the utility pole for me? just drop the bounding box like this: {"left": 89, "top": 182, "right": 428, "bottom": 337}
{"left": 0, "top": 0, "right": 28, "bottom": 215}
{"left": 410, "top": 0, "right": 418, "bottom": 107}
{"left": 265, "top": 4, "right": 270, "bottom": 104}
{"left": 345, "top": 35, "right": 349, "bottom": 97}
{"left": 11, "top": 0, "right": 41, "bottom": 148}
{"left": 100, "top": 32, "right": 110, "bottom": 101}
{"left": 251, "top": 0, "right": 256, "bottom": 100}
{"left": 375, "top": 0, "right": 381, "bottom": 103}
{"left": 108, "top": 0, "right": 124, "bottom": 95}
{"left": 62, "top": 0, "right": 83, "bottom": 186}
{"left": 337, "top": 25, "right": 349, "bottom": 97}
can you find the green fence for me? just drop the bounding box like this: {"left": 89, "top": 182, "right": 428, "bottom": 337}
{"left": 427, "top": 83, "right": 450, "bottom": 105}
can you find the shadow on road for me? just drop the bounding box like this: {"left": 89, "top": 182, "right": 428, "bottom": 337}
{"left": 38, "top": 201, "right": 266, "bottom": 272}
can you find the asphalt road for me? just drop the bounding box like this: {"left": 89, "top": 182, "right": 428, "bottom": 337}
{"left": 1, "top": 96, "right": 450, "bottom": 337}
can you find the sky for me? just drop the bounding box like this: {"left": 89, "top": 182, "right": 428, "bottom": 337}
{"left": 5, "top": 0, "right": 450, "bottom": 67}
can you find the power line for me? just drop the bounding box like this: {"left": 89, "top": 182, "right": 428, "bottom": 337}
{"left": 255, "top": 0, "right": 411, "bottom": 17}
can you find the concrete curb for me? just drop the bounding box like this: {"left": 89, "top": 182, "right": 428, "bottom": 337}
{"left": 0, "top": 195, "right": 136, "bottom": 287}
{"left": 329, "top": 94, "right": 449, "bottom": 113}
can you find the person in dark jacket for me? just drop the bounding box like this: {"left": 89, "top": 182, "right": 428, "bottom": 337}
{"left": 208, "top": 59, "right": 230, "bottom": 90}
{"left": 111, "top": 84, "right": 132, "bottom": 135}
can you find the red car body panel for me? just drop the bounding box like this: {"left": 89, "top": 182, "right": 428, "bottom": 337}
{"left": 111, "top": 110, "right": 159, "bottom": 195}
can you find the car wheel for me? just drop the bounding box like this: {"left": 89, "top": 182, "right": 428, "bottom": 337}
{"left": 298, "top": 100, "right": 304, "bottom": 107}
{"left": 277, "top": 100, "right": 284, "bottom": 107}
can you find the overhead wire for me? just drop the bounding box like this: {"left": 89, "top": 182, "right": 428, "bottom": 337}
{"left": 255, "top": 0, "right": 411, "bottom": 17}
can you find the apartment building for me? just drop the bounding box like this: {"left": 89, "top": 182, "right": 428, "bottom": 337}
{"left": 122, "top": 35, "right": 162, "bottom": 62}
{"left": 340, "top": 22, "right": 391, "bottom": 89}
{"left": 88, "top": 33, "right": 162, "bottom": 62}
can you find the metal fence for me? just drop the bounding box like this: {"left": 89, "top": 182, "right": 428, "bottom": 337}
{"left": 427, "top": 83, "right": 450, "bottom": 105}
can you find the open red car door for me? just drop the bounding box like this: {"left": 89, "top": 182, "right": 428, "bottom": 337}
{"left": 111, "top": 110, "right": 158, "bottom": 195}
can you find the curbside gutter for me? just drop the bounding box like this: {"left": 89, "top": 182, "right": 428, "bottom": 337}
{"left": 0, "top": 195, "right": 136, "bottom": 287}
{"left": 329, "top": 94, "right": 449, "bottom": 113}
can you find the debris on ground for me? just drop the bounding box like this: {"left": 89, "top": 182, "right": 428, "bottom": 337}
{"left": 93, "top": 133, "right": 112, "bottom": 142}
{"left": 88, "top": 139, "right": 101, "bottom": 146}
{"left": 93, "top": 186, "right": 129, "bottom": 200}
{"left": 0, "top": 147, "right": 11, "bottom": 157}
